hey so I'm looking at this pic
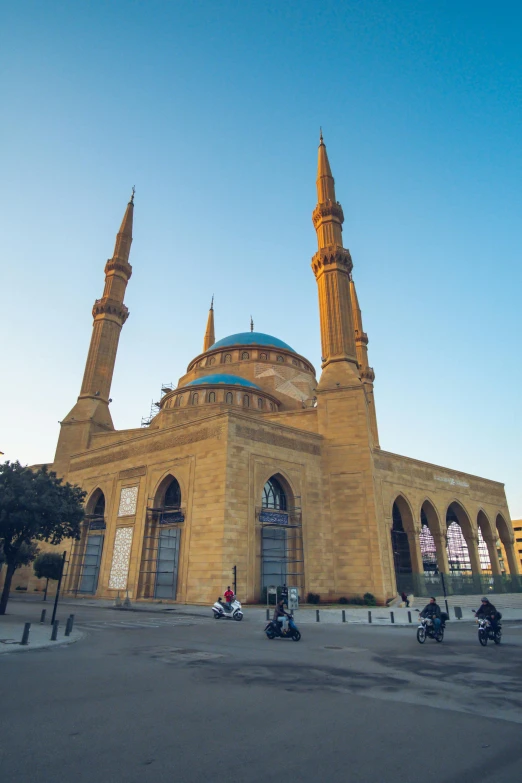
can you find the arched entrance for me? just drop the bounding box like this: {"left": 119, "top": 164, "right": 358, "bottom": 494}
{"left": 259, "top": 474, "right": 303, "bottom": 597}
{"left": 390, "top": 496, "right": 418, "bottom": 594}
{"left": 446, "top": 502, "right": 472, "bottom": 575}
{"left": 138, "top": 476, "right": 183, "bottom": 600}
{"left": 73, "top": 489, "right": 106, "bottom": 595}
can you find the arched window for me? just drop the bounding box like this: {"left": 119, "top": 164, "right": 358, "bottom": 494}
{"left": 243, "top": 395, "right": 250, "bottom": 407}
{"left": 224, "top": 354, "right": 232, "bottom": 364}
{"left": 164, "top": 478, "right": 181, "bottom": 509}
{"left": 262, "top": 477, "right": 287, "bottom": 510}
{"left": 191, "top": 393, "right": 199, "bottom": 405}
{"left": 292, "top": 359, "right": 298, "bottom": 366}
{"left": 175, "top": 395, "right": 183, "bottom": 407}
{"left": 276, "top": 355, "right": 284, "bottom": 363}
{"left": 226, "top": 392, "right": 233, "bottom": 404}
{"left": 208, "top": 391, "right": 216, "bottom": 403}
{"left": 92, "top": 491, "right": 105, "bottom": 518}
{"left": 241, "top": 351, "right": 249, "bottom": 360}
{"left": 257, "top": 398, "right": 263, "bottom": 409}
{"left": 260, "top": 352, "right": 267, "bottom": 360}
{"left": 208, "top": 357, "right": 215, "bottom": 366}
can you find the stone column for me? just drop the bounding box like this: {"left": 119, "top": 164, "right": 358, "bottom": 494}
{"left": 503, "top": 538, "right": 520, "bottom": 577}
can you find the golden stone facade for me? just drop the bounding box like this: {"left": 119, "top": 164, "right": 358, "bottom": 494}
{"left": 5, "top": 139, "right": 519, "bottom": 603}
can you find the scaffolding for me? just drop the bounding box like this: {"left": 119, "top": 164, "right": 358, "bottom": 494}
{"left": 140, "top": 382, "right": 174, "bottom": 426}
{"left": 64, "top": 514, "right": 106, "bottom": 596}
{"left": 258, "top": 500, "right": 304, "bottom": 598}
{"left": 137, "top": 500, "right": 185, "bottom": 600}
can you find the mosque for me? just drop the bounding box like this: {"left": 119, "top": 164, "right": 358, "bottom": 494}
{"left": 12, "top": 136, "right": 520, "bottom": 604}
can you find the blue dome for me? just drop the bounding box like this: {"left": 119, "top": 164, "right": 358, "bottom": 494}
{"left": 185, "top": 374, "right": 261, "bottom": 389}
{"left": 210, "top": 331, "right": 295, "bottom": 352}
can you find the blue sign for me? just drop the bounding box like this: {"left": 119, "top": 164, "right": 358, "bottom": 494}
{"left": 160, "top": 510, "right": 185, "bottom": 525}
{"left": 259, "top": 510, "right": 288, "bottom": 525}
{"left": 89, "top": 519, "right": 106, "bottom": 531}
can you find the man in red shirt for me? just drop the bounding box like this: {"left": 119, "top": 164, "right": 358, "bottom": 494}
{"left": 224, "top": 586, "right": 234, "bottom": 609}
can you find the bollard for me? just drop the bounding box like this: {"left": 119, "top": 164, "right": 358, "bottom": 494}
{"left": 342, "top": 610, "right": 346, "bottom": 623}
{"left": 408, "top": 611, "right": 412, "bottom": 624}
{"left": 368, "top": 610, "right": 372, "bottom": 624}
{"left": 266, "top": 608, "right": 270, "bottom": 621}
{"left": 390, "top": 611, "right": 395, "bottom": 624}
{"left": 65, "top": 617, "right": 72, "bottom": 637}
{"left": 40, "top": 609, "right": 46, "bottom": 624}
{"left": 51, "top": 620, "right": 59, "bottom": 641}
{"left": 69, "top": 614, "right": 75, "bottom": 632}
{"left": 20, "top": 622, "right": 31, "bottom": 646}
{"left": 316, "top": 609, "right": 320, "bottom": 622}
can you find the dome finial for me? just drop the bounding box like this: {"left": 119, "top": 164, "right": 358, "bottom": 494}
{"left": 319, "top": 127, "right": 324, "bottom": 144}
{"left": 250, "top": 315, "right": 254, "bottom": 332}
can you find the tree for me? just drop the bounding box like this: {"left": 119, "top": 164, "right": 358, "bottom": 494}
{"left": 0, "top": 461, "right": 85, "bottom": 615}
{"left": 33, "top": 551, "right": 66, "bottom": 601}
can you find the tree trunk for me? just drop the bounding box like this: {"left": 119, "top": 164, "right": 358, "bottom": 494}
{"left": 0, "top": 562, "right": 16, "bottom": 615}
{"left": 44, "top": 578, "right": 49, "bottom": 601}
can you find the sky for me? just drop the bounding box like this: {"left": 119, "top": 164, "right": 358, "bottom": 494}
{"left": 1, "top": 1, "right": 521, "bottom": 516}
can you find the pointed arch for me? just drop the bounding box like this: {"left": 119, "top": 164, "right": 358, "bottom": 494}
{"left": 259, "top": 472, "right": 302, "bottom": 597}
{"left": 390, "top": 493, "right": 419, "bottom": 592}
{"left": 86, "top": 488, "right": 105, "bottom": 517}
{"left": 496, "top": 513, "right": 519, "bottom": 576}
{"left": 446, "top": 500, "right": 475, "bottom": 575}
{"left": 153, "top": 473, "right": 183, "bottom": 509}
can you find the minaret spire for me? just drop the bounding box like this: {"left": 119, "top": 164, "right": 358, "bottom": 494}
{"left": 54, "top": 193, "right": 135, "bottom": 472}
{"left": 203, "top": 296, "right": 215, "bottom": 352}
{"left": 311, "top": 133, "right": 359, "bottom": 387}
{"left": 349, "top": 277, "right": 379, "bottom": 446}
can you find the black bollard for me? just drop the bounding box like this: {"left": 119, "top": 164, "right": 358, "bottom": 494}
{"left": 69, "top": 614, "right": 75, "bottom": 632}
{"left": 342, "top": 610, "right": 346, "bottom": 623}
{"left": 40, "top": 609, "right": 46, "bottom": 624}
{"left": 408, "top": 611, "right": 412, "bottom": 623}
{"left": 316, "top": 609, "right": 320, "bottom": 622}
{"left": 20, "top": 622, "right": 31, "bottom": 646}
{"left": 368, "top": 610, "right": 372, "bottom": 623}
{"left": 51, "top": 620, "right": 59, "bottom": 641}
{"left": 266, "top": 608, "right": 270, "bottom": 621}
{"left": 65, "top": 617, "right": 72, "bottom": 637}
{"left": 390, "top": 611, "right": 395, "bottom": 624}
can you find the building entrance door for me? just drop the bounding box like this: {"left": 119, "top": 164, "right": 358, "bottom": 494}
{"left": 154, "top": 528, "right": 181, "bottom": 600}
{"left": 79, "top": 534, "right": 104, "bottom": 594}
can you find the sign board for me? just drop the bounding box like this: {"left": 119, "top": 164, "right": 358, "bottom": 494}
{"left": 259, "top": 510, "right": 288, "bottom": 525}
{"left": 160, "top": 510, "right": 185, "bottom": 525}
{"left": 288, "top": 586, "right": 299, "bottom": 611}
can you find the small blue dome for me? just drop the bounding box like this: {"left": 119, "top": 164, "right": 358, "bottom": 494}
{"left": 185, "top": 374, "right": 261, "bottom": 389}
{"left": 210, "top": 331, "right": 295, "bottom": 352}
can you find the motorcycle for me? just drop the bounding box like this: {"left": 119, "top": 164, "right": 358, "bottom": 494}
{"left": 417, "top": 615, "right": 445, "bottom": 644}
{"left": 476, "top": 616, "right": 502, "bottom": 646}
{"left": 264, "top": 613, "right": 301, "bottom": 642}
{"left": 212, "top": 598, "right": 243, "bottom": 621}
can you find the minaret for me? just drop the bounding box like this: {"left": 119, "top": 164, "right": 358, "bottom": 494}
{"left": 54, "top": 191, "right": 134, "bottom": 473}
{"left": 312, "top": 135, "right": 389, "bottom": 604}
{"left": 203, "top": 296, "right": 215, "bottom": 351}
{"left": 312, "top": 131, "right": 359, "bottom": 388}
{"left": 350, "top": 277, "right": 379, "bottom": 446}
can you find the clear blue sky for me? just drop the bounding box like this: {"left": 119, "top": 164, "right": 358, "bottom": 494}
{"left": 1, "top": 1, "right": 521, "bottom": 516}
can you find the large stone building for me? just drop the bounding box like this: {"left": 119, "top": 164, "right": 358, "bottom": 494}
{"left": 6, "top": 137, "right": 520, "bottom": 604}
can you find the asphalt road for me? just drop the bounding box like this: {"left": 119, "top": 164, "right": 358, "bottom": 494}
{"left": 1, "top": 600, "right": 522, "bottom": 783}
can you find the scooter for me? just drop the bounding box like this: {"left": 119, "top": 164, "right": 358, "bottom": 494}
{"left": 265, "top": 613, "right": 301, "bottom": 641}
{"left": 212, "top": 598, "right": 243, "bottom": 621}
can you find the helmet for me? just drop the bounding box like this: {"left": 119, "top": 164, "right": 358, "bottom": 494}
{"left": 481, "top": 597, "right": 489, "bottom": 603}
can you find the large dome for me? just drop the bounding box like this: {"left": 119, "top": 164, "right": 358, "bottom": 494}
{"left": 210, "top": 331, "right": 295, "bottom": 352}
{"left": 185, "top": 374, "right": 261, "bottom": 389}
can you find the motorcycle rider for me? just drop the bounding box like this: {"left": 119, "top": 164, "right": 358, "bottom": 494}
{"left": 420, "top": 596, "right": 442, "bottom": 634}
{"left": 476, "top": 597, "right": 499, "bottom": 631}
{"left": 273, "top": 598, "right": 291, "bottom": 635}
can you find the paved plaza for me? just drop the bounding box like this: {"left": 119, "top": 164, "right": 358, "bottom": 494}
{"left": 1, "top": 597, "right": 522, "bottom": 783}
